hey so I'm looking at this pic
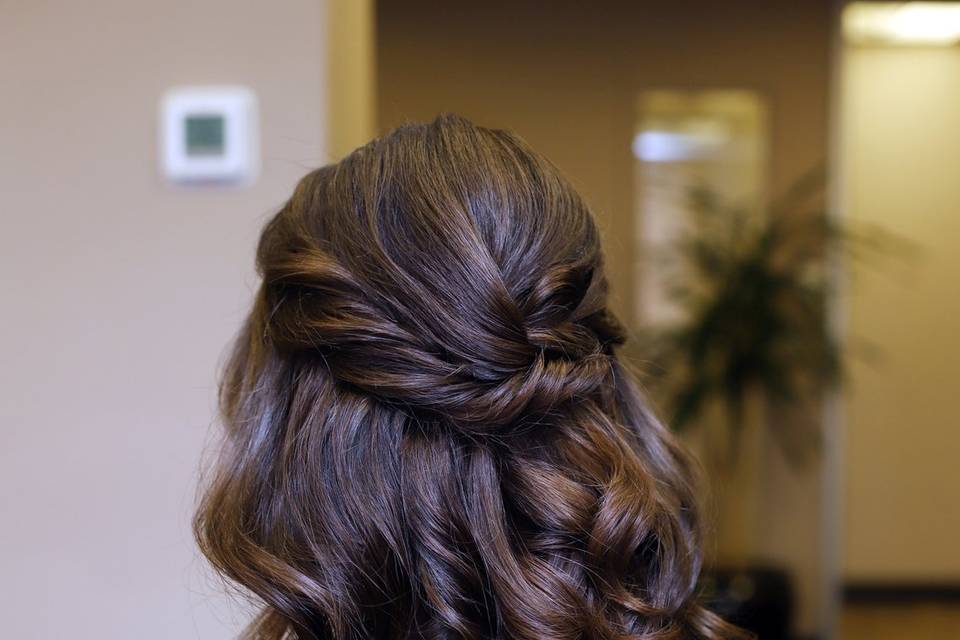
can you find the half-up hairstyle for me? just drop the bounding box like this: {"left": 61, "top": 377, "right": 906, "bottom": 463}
{"left": 195, "top": 114, "right": 744, "bottom": 640}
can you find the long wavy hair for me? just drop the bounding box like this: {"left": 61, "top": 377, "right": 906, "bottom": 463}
{"left": 195, "top": 114, "right": 743, "bottom": 640}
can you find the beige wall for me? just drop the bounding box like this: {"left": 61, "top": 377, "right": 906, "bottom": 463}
{"left": 841, "top": 46, "right": 960, "bottom": 581}
{"left": 0, "top": 1, "right": 329, "bottom": 637}
{"left": 377, "top": 1, "right": 832, "bottom": 634}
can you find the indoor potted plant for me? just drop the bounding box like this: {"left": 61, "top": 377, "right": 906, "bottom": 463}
{"left": 640, "top": 169, "right": 910, "bottom": 637}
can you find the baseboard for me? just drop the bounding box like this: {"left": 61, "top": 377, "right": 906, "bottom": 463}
{"left": 844, "top": 581, "right": 960, "bottom": 604}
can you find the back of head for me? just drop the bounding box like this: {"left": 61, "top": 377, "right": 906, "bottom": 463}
{"left": 196, "top": 114, "right": 741, "bottom": 639}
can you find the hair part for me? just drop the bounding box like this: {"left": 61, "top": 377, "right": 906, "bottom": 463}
{"left": 195, "top": 114, "right": 744, "bottom": 640}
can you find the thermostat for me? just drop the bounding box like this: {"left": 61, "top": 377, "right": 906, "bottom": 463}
{"left": 160, "top": 86, "right": 259, "bottom": 185}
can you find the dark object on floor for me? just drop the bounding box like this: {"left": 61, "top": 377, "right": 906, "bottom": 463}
{"left": 701, "top": 565, "right": 794, "bottom": 639}
{"left": 843, "top": 581, "right": 960, "bottom": 604}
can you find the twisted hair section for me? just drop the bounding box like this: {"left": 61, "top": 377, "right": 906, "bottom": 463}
{"left": 195, "top": 115, "right": 745, "bottom": 639}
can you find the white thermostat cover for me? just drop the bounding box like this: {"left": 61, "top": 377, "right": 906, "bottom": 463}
{"left": 160, "top": 85, "right": 259, "bottom": 185}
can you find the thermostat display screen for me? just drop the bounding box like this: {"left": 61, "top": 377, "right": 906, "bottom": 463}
{"left": 185, "top": 114, "right": 225, "bottom": 157}
{"left": 160, "top": 85, "right": 259, "bottom": 185}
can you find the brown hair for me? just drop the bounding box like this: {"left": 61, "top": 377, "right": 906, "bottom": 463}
{"left": 195, "top": 114, "right": 742, "bottom": 639}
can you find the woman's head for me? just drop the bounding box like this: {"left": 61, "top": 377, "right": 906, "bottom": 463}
{"left": 196, "top": 115, "right": 739, "bottom": 639}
